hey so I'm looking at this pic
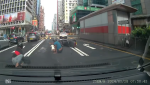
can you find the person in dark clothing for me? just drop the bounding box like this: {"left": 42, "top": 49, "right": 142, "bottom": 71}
{"left": 12, "top": 43, "right": 24, "bottom": 67}
{"left": 40, "top": 32, "right": 42, "bottom": 37}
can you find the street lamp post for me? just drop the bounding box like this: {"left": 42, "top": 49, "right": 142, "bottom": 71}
{"left": 57, "top": 0, "right": 58, "bottom": 31}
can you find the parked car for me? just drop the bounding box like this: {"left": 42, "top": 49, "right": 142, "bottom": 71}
{"left": 9, "top": 34, "right": 24, "bottom": 44}
{"left": 0, "top": 36, "right": 11, "bottom": 50}
{"left": 27, "top": 32, "right": 40, "bottom": 42}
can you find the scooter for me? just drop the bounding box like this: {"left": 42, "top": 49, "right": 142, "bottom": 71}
{"left": 12, "top": 46, "right": 30, "bottom": 66}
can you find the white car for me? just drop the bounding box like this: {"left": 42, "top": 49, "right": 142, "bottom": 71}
{"left": 59, "top": 32, "right": 68, "bottom": 40}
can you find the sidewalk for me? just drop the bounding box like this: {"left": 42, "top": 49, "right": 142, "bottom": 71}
{"left": 104, "top": 44, "right": 143, "bottom": 55}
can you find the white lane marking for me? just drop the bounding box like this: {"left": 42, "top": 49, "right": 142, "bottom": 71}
{"left": 85, "top": 45, "right": 96, "bottom": 49}
{"left": 23, "top": 46, "right": 25, "bottom": 48}
{"left": 26, "top": 40, "right": 45, "bottom": 57}
{"left": 70, "top": 47, "right": 84, "bottom": 56}
{"left": 24, "top": 40, "right": 44, "bottom": 57}
{"left": 0, "top": 41, "right": 27, "bottom": 53}
{"left": 74, "top": 47, "right": 89, "bottom": 56}
{"left": 83, "top": 44, "right": 96, "bottom": 49}
{"left": 0, "top": 45, "right": 17, "bottom": 53}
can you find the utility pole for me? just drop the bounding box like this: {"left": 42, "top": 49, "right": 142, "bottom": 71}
{"left": 90, "top": 0, "right": 92, "bottom": 13}
{"left": 57, "top": 0, "right": 58, "bottom": 31}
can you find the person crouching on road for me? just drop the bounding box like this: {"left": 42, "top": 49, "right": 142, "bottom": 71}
{"left": 50, "top": 38, "right": 63, "bottom": 54}
{"left": 12, "top": 43, "right": 24, "bottom": 67}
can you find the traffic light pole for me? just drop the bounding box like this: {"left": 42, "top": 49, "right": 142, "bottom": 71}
{"left": 57, "top": 0, "right": 58, "bottom": 31}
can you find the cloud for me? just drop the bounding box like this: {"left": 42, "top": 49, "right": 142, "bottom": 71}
{"left": 41, "top": 0, "right": 57, "bottom": 30}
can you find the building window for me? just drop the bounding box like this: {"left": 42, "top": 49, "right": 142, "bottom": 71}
{"left": 131, "top": 0, "right": 142, "bottom": 15}
{"left": 23, "top": 1, "right": 25, "bottom": 5}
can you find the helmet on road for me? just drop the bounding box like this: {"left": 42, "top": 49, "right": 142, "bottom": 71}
{"left": 17, "top": 42, "right": 23, "bottom": 49}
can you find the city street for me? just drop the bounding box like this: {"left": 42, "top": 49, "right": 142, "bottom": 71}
{"left": 0, "top": 36, "right": 141, "bottom": 69}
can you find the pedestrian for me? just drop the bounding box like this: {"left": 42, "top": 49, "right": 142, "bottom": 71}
{"left": 12, "top": 43, "right": 24, "bottom": 67}
{"left": 50, "top": 38, "right": 63, "bottom": 54}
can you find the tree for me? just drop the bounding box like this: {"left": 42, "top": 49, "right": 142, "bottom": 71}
{"left": 131, "top": 26, "right": 150, "bottom": 59}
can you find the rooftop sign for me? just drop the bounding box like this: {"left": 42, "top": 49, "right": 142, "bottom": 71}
{"left": 71, "top": 6, "right": 101, "bottom": 15}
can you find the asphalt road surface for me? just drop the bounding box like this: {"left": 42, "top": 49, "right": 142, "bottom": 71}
{"left": 0, "top": 36, "right": 141, "bottom": 69}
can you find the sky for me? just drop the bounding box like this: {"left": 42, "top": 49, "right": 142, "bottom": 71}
{"left": 41, "top": 0, "right": 57, "bottom": 30}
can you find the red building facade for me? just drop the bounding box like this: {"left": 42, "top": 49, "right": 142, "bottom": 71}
{"left": 39, "top": 6, "right": 45, "bottom": 31}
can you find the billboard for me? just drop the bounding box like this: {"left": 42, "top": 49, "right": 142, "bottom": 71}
{"left": 3, "top": 14, "right": 10, "bottom": 23}
{"left": 0, "top": 15, "right": 3, "bottom": 24}
{"left": 112, "top": 0, "right": 124, "bottom": 4}
{"left": 71, "top": 6, "right": 101, "bottom": 15}
{"left": 32, "top": 20, "right": 38, "bottom": 26}
{"left": 17, "top": 12, "right": 25, "bottom": 21}
{"left": 72, "top": 13, "right": 76, "bottom": 22}
{"left": 25, "top": 11, "right": 32, "bottom": 23}
{"left": 10, "top": 13, "right": 18, "bottom": 22}
{"left": 0, "top": 12, "right": 25, "bottom": 24}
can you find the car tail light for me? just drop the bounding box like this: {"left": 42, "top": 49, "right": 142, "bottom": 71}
{"left": 14, "top": 37, "right": 17, "bottom": 39}
{"left": 74, "top": 42, "right": 76, "bottom": 47}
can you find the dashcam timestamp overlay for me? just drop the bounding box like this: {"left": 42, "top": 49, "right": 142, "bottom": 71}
{"left": 93, "top": 80, "right": 148, "bottom": 84}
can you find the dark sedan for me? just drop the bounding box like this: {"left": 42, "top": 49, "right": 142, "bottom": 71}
{"left": 9, "top": 34, "right": 24, "bottom": 44}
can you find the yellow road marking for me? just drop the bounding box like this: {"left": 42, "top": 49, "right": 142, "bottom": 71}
{"left": 80, "top": 40, "right": 150, "bottom": 60}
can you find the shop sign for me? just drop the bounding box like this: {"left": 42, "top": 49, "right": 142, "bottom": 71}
{"left": 112, "top": 0, "right": 124, "bottom": 4}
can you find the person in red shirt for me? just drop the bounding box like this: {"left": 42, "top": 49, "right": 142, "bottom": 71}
{"left": 12, "top": 43, "right": 24, "bottom": 67}
{"left": 9, "top": 15, "right": 12, "bottom": 22}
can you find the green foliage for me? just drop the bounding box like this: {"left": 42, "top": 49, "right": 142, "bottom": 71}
{"left": 131, "top": 26, "right": 150, "bottom": 39}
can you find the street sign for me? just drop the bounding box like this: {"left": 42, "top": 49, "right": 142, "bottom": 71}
{"left": 118, "top": 20, "right": 129, "bottom": 24}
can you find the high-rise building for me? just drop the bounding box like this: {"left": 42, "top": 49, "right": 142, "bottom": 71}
{"left": 58, "top": 0, "right": 63, "bottom": 30}
{"left": 37, "top": 0, "right": 41, "bottom": 30}
{"left": 32, "top": 0, "right": 37, "bottom": 16}
{"left": 52, "top": 14, "right": 57, "bottom": 31}
{"left": 62, "top": 0, "right": 78, "bottom": 28}
{"left": 0, "top": 0, "right": 37, "bottom": 35}
{"left": 78, "top": 0, "right": 108, "bottom": 7}
{"left": 39, "top": 6, "right": 45, "bottom": 31}
{"left": 37, "top": 0, "right": 41, "bottom": 15}
{"left": 91, "top": 0, "right": 108, "bottom": 6}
